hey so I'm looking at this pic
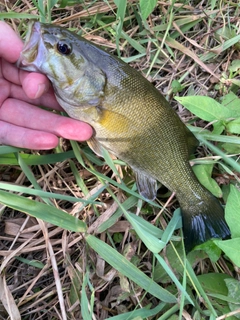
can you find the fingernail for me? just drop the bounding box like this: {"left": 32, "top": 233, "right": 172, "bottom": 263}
{"left": 34, "top": 83, "right": 47, "bottom": 99}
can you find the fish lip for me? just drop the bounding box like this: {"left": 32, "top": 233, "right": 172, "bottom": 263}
{"left": 17, "top": 21, "right": 44, "bottom": 71}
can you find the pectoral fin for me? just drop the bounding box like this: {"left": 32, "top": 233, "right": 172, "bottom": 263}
{"left": 135, "top": 170, "right": 158, "bottom": 201}
{"left": 87, "top": 136, "right": 103, "bottom": 157}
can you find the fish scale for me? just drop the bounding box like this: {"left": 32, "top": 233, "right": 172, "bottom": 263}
{"left": 17, "top": 21, "right": 231, "bottom": 252}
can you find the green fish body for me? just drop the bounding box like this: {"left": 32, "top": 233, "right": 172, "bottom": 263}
{"left": 17, "top": 22, "right": 230, "bottom": 251}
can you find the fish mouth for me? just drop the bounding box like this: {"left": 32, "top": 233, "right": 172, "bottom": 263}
{"left": 17, "top": 21, "right": 45, "bottom": 72}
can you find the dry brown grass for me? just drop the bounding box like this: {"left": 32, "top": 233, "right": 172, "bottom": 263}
{"left": 0, "top": 1, "right": 240, "bottom": 319}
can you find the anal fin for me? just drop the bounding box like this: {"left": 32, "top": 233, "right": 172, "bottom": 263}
{"left": 135, "top": 170, "right": 158, "bottom": 201}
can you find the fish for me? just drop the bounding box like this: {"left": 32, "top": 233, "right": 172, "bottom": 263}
{"left": 17, "top": 21, "right": 230, "bottom": 252}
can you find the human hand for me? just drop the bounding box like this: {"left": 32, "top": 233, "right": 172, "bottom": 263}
{"left": 0, "top": 21, "right": 93, "bottom": 150}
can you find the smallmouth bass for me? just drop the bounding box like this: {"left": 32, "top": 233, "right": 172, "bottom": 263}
{"left": 17, "top": 22, "right": 230, "bottom": 252}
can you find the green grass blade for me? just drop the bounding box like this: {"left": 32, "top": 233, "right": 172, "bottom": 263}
{"left": 69, "top": 159, "right": 89, "bottom": 196}
{"left": 155, "top": 254, "right": 193, "bottom": 305}
{"left": 101, "top": 148, "right": 121, "bottom": 177}
{"left": 17, "top": 153, "right": 52, "bottom": 206}
{"left": 201, "top": 34, "right": 240, "bottom": 62}
{"left": 127, "top": 212, "right": 164, "bottom": 238}
{"left": 0, "top": 150, "right": 76, "bottom": 166}
{"left": 196, "top": 135, "right": 240, "bottom": 173}
{"left": 161, "top": 208, "right": 182, "bottom": 244}
{"left": 185, "top": 259, "right": 217, "bottom": 317}
{"left": 0, "top": 146, "right": 23, "bottom": 154}
{"left": 0, "top": 182, "right": 102, "bottom": 205}
{"left": 0, "top": 190, "right": 87, "bottom": 232}
{"left": 71, "top": 141, "right": 161, "bottom": 207}
{"left": 124, "top": 210, "right": 166, "bottom": 253}
{"left": 0, "top": 12, "right": 38, "bottom": 19}
{"left": 97, "top": 196, "right": 139, "bottom": 233}
{"left": 85, "top": 234, "right": 176, "bottom": 303}
{"left": 114, "top": 0, "right": 127, "bottom": 56}
{"left": 109, "top": 302, "right": 165, "bottom": 319}
{"left": 15, "top": 257, "right": 45, "bottom": 269}
{"left": 81, "top": 272, "right": 92, "bottom": 320}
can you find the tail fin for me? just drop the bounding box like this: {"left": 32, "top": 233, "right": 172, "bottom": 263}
{"left": 180, "top": 193, "right": 231, "bottom": 253}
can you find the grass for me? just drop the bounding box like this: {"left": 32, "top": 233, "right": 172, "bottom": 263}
{"left": 1, "top": 0, "right": 240, "bottom": 319}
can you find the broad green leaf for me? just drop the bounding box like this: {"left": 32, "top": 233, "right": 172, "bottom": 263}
{"left": 221, "top": 142, "right": 240, "bottom": 154}
{"left": 227, "top": 117, "right": 240, "bottom": 134}
{"left": 221, "top": 92, "right": 240, "bottom": 117}
{"left": 231, "top": 79, "right": 240, "bottom": 87}
{"left": 171, "top": 80, "right": 185, "bottom": 93}
{"left": 140, "top": 0, "right": 158, "bottom": 20}
{"left": 197, "top": 273, "right": 230, "bottom": 296}
{"left": 229, "top": 60, "right": 240, "bottom": 72}
{"left": 175, "top": 96, "right": 232, "bottom": 122}
{"left": 225, "top": 185, "right": 240, "bottom": 238}
{"left": 0, "top": 190, "right": 87, "bottom": 232}
{"left": 225, "top": 278, "right": 240, "bottom": 319}
{"left": 194, "top": 240, "right": 222, "bottom": 263}
{"left": 214, "top": 238, "right": 240, "bottom": 267}
{"left": 192, "top": 164, "right": 222, "bottom": 198}
{"left": 85, "top": 235, "right": 176, "bottom": 303}
{"left": 212, "top": 121, "right": 225, "bottom": 135}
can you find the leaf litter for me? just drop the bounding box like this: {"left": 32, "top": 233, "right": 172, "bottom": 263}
{"left": 0, "top": 1, "right": 240, "bottom": 319}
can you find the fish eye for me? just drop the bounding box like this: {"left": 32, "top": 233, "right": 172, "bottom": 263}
{"left": 56, "top": 41, "right": 72, "bottom": 55}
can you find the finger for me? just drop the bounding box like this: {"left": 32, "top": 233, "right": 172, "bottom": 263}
{"left": 0, "top": 121, "right": 59, "bottom": 150}
{"left": 2, "top": 59, "right": 59, "bottom": 106}
{"left": 2, "top": 59, "right": 52, "bottom": 100}
{"left": 0, "top": 98, "right": 93, "bottom": 141}
{"left": 8, "top": 79, "right": 61, "bottom": 110}
{"left": 0, "top": 78, "right": 10, "bottom": 107}
{"left": 0, "top": 22, "right": 23, "bottom": 63}
{"left": 21, "top": 72, "right": 50, "bottom": 99}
